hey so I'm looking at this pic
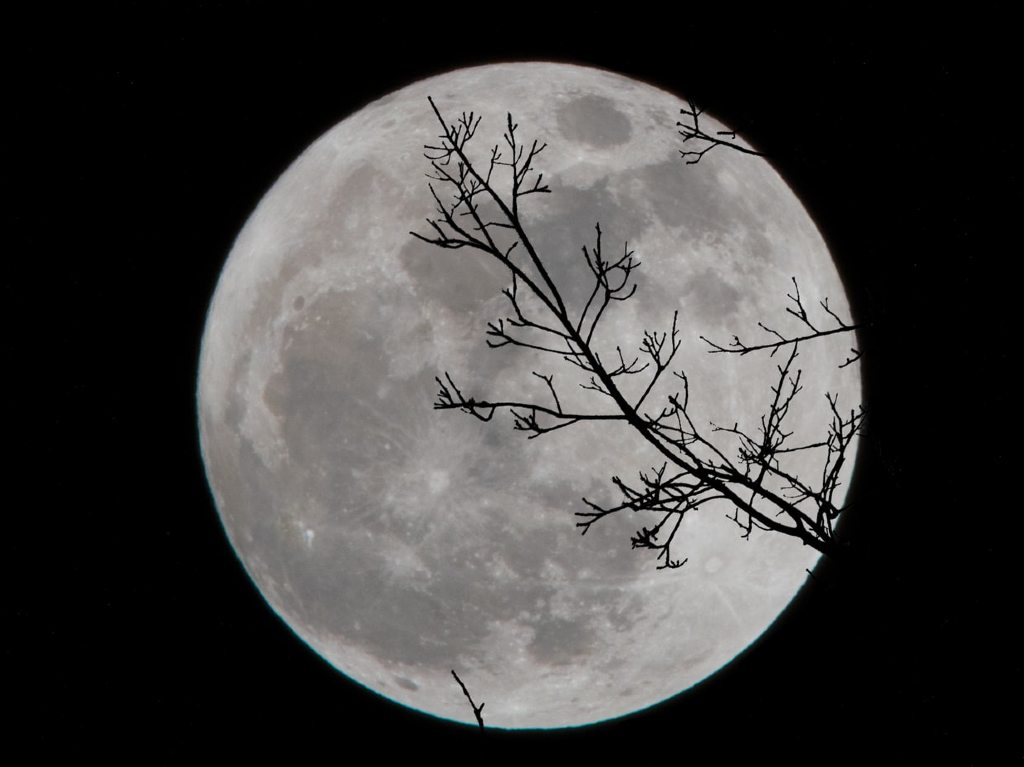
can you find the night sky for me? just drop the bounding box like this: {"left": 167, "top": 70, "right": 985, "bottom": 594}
{"left": 9, "top": 7, "right": 1015, "bottom": 761}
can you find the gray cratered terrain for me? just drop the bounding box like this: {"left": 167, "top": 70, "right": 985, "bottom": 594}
{"left": 198, "top": 63, "right": 859, "bottom": 728}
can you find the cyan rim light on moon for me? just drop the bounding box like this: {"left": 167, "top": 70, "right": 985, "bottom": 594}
{"left": 197, "top": 63, "right": 859, "bottom": 729}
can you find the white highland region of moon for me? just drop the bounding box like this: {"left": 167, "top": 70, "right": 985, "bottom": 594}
{"left": 198, "top": 63, "right": 859, "bottom": 728}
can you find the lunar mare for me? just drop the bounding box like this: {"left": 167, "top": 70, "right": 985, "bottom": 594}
{"left": 198, "top": 63, "right": 859, "bottom": 728}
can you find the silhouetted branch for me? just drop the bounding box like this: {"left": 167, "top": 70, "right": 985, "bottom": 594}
{"left": 701, "top": 277, "right": 863, "bottom": 368}
{"left": 677, "top": 99, "right": 764, "bottom": 164}
{"left": 434, "top": 373, "right": 624, "bottom": 439}
{"left": 578, "top": 223, "right": 640, "bottom": 345}
{"left": 414, "top": 99, "right": 863, "bottom": 566}
{"left": 451, "top": 670, "right": 485, "bottom": 731}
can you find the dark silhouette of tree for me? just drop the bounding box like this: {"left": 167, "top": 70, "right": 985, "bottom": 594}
{"left": 412, "top": 97, "right": 863, "bottom": 566}
{"left": 701, "top": 276, "right": 863, "bottom": 368}
{"left": 677, "top": 99, "right": 767, "bottom": 164}
{"left": 451, "top": 670, "right": 485, "bottom": 731}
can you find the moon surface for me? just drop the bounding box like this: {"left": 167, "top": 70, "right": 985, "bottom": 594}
{"left": 198, "top": 63, "right": 859, "bottom": 728}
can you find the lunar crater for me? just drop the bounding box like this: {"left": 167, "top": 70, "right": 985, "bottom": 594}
{"left": 557, "top": 94, "right": 633, "bottom": 147}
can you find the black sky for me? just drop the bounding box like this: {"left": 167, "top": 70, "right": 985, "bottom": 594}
{"left": 9, "top": 6, "right": 1016, "bottom": 762}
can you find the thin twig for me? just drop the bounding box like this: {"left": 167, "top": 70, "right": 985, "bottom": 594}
{"left": 677, "top": 99, "right": 765, "bottom": 164}
{"left": 451, "top": 670, "right": 485, "bottom": 731}
{"left": 701, "top": 278, "right": 863, "bottom": 368}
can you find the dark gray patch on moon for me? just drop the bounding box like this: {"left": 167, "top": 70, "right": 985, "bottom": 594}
{"left": 528, "top": 616, "right": 595, "bottom": 665}
{"left": 480, "top": 519, "right": 552, "bottom": 579}
{"left": 631, "top": 158, "right": 776, "bottom": 268}
{"left": 557, "top": 95, "right": 632, "bottom": 147}
{"left": 636, "top": 158, "right": 734, "bottom": 235}
{"left": 682, "top": 267, "right": 743, "bottom": 321}
{"left": 447, "top": 418, "right": 535, "bottom": 492}
{"left": 221, "top": 350, "right": 251, "bottom": 431}
{"left": 677, "top": 638, "right": 715, "bottom": 670}
{"left": 326, "top": 161, "right": 406, "bottom": 232}
{"left": 741, "top": 227, "right": 774, "bottom": 265}
{"left": 395, "top": 676, "right": 419, "bottom": 691}
{"left": 213, "top": 436, "right": 279, "bottom": 549}
{"left": 328, "top": 163, "right": 377, "bottom": 218}
{"left": 263, "top": 289, "right": 398, "bottom": 472}
{"left": 398, "top": 237, "right": 508, "bottom": 312}
{"left": 344, "top": 585, "right": 452, "bottom": 665}
{"left": 607, "top": 593, "right": 645, "bottom": 632}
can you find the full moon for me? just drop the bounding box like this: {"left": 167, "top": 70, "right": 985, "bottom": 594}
{"left": 198, "top": 63, "right": 859, "bottom": 728}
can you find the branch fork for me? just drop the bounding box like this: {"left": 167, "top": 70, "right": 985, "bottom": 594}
{"left": 415, "top": 98, "right": 863, "bottom": 566}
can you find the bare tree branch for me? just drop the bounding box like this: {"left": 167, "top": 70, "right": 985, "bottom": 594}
{"left": 413, "top": 99, "right": 863, "bottom": 566}
{"left": 677, "top": 99, "right": 765, "bottom": 164}
{"left": 701, "top": 277, "right": 863, "bottom": 368}
{"left": 451, "top": 670, "right": 485, "bottom": 731}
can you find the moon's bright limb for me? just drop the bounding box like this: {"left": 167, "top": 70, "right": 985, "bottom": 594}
{"left": 197, "top": 63, "right": 859, "bottom": 728}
